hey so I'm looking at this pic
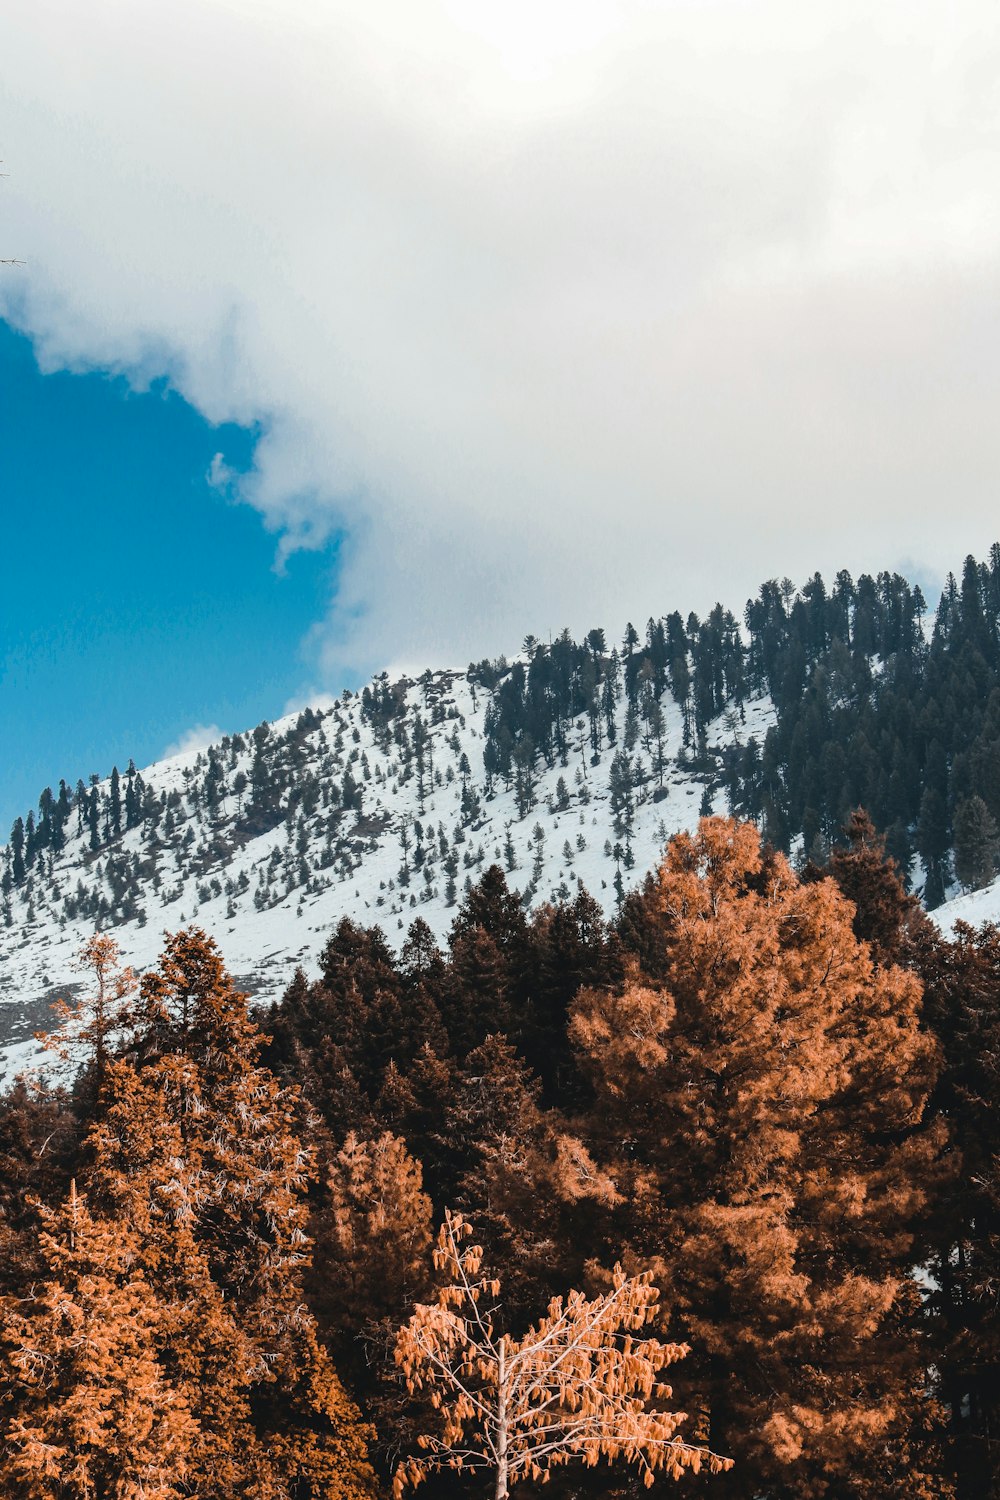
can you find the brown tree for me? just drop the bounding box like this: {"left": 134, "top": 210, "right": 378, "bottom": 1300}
{"left": 0, "top": 1182, "right": 198, "bottom": 1498}
{"left": 393, "top": 1211, "right": 732, "bottom": 1498}
{"left": 0, "top": 1078, "right": 79, "bottom": 1295}
{"left": 319, "top": 1129, "right": 435, "bottom": 1348}
{"left": 37, "top": 933, "right": 137, "bottom": 1089}
{"left": 809, "top": 808, "right": 929, "bottom": 968}
{"left": 24, "top": 927, "right": 379, "bottom": 1500}
{"left": 572, "top": 817, "right": 945, "bottom": 1497}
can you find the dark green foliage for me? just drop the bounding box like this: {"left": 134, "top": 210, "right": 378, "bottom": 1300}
{"left": 953, "top": 795, "right": 999, "bottom": 891}
{"left": 464, "top": 546, "right": 1000, "bottom": 899}
{"left": 914, "top": 919, "right": 1000, "bottom": 1498}
{"left": 808, "top": 808, "right": 926, "bottom": 967}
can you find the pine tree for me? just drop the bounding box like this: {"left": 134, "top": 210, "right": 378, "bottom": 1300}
{"left": 524, "top": 887, "right": 618, "bottom": 1086}
{"left": 953, "top": 795, "right": 999, "bottom": 890}
{"left": 319, "top": 1130, "right": 434, "bottom": 1349}
{"left": 915, "top": 918, "right": 1000, "bottom": 1498}
{"left": 36, "top": 932, "right": 137, "bottom": 1090}
{"left": 0, "top": 1182, "right": 199, "bottom": 1498}
{"left": 441, "top": 926, "right": 513, "bottom": 1056}
{"left": 10, "top": 817, "right": 25, "bottom": 886}
{"left": 0, "top": 1080, "right": 80, "bottom": 1297}
{"left": 817, "top": 808, "right": 926, "bottom": 967}
{"left": 442, "top": 1035, "right": 617, "bottom": 1327}
{"left": 110, "top": 764, "right": 122, "bottom": 838}
{"left": 572, "top": 817, "right": 944, "bottom": 1498}
{"left": 79, "top": 928, "right": 378, "bottom": 1499}
{"left": 917, "top": 787, "right": 950, "bottom": 907}
{"left": 608, "top": 749, "right": 636, "bottom": 836}
{"left": 87, "top": 781, "right": 100, "bottom": 852}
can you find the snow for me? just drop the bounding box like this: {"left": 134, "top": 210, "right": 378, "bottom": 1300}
{"left": 3, "top": 657, "right": 997, "bottom": 1086}
{"left": 931, "top": 875, "right": 1000, "bottom": 934}
{"left": 3, "top": 668, "right": 774, "bottom": 1080}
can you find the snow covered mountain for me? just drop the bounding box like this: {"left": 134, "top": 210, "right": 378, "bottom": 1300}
{"left": 5, "top": 631, "right": 1000, "bottom": 1084}
{"left": 0, "top": 663, "right": 778, "bottom": 1078}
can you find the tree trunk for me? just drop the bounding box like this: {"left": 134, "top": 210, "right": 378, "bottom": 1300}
{"left": 495, "top": 1341, "right": 509, "bottom": 1500}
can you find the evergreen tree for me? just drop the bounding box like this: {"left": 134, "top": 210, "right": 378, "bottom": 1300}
{"left": 915, "top": 919, "right": 1000, "bottom": 1498}
{"left": 316, "top": 1129, "right": 434, "bottom": 1389}
{"left": 0, "top": 1182, "right": 199, "bottom": 1498}
{"left": 817, "top": 808, "right": 926, "bottom": 967}
{"left": 82, "top": 929, "right": 378, "bottom": 1498}
{"left": 87, "top": 780, "right": 100, "bottom": 852}
{"left": 953, "top": 795, "right": 999, "bottom": 891}
{"left": 572, "top": 817, "right": 944, "bottom": 1498}
{"left": 110, "top": 764, "right": 122, "bottom": 838}
{"left": 0, "top": 1081, "right": 80, "bottom": 1297}
{"left": 9, "top": 818, "right": 25, "bottom": 887}
{"left": 37, "top": 932, "right": 137, "bottom": 1092}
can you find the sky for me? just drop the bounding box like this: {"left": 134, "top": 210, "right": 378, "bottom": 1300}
{"left": 0, "top": 323, "right": 349, "bottom": 830}
{"left": 3, "top": 0, "right": 1000, "bottom": 829}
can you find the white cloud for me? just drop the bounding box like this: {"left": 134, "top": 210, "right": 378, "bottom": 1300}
{"left": 160, "top": 725, "right": 222, "bottom": 762}
{"left": 4, "top": 0, "right": 1000, "bottom": 681}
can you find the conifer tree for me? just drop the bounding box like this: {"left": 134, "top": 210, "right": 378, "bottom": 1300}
{"left": 441, "top": 1035, "right": 617, "bottom": 1327}
{"left": 812, "top": 808, "right": 927, "bottom": 967}
{"left": 523, "top": 886, "right": 618, "bottom": 1084}
{"left": 80, "top": 928, "right": 378, "bottom": 1499}
{"left": 0, "top": 1182, "right": 198, "bottom": 1499}
{"left": 320, "top": 1130, "right": 434, "bottom": 1347}
{"left": 110, "top": 764, "right": 122, "bottom": 837}
{"left": 0, "top": 1080, "right": 81, "bottom": 1297}
{"left": 914, "top": 917, "right": 1000, "bottom": 1498}
{"left": 37, "top": 932, "right": 137, "bottom": 1090}
{"left": 572, "top": 817, "right": 943, "bottom": 1497}
{"left": 953, "top": 795, "right": 999, "bottom": 891}
{"left": 9, "top": 817, "right": 25, "bottom": 886}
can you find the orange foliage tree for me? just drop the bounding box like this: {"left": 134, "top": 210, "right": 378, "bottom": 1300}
{"left": 393, "top": 1211, "right": 732, "bottom": 1498}
{"left": 573, "top": 817, "right": 945, "bottom": 1497}
{"left": 0, "top": 1181, "right": 198, "bottom": 1498}
{"left": 323, "top": 1130, "right": 435, "bottom": 1337}
{"left": 8, "top": 927, "right": 377, "bottom": 1500}
{"left": 36, "top": 932, "right": 137, "bottom": 1088}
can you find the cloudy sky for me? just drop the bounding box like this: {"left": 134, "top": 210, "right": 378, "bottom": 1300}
{"left": 3, "top": 0, "right": 1000, "bottom": 823}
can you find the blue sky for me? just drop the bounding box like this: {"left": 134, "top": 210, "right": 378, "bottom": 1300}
{"left": 1, "top": 321, "right": 351, "bottom": 835}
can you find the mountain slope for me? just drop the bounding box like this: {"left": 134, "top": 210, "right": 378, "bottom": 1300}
{"left": 8, "top": 543, "right": 1000, "bottom": 1080}
{"left": 0, "top": 666, "right": 777, "bottom": 1077}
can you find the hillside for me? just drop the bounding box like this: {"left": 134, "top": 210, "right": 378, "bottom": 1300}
{"left": 0, "top": 662, "right": 779, "bottom": 1077}
{"left": 6, "top": 543, "right": 1000, "bottom": 1078}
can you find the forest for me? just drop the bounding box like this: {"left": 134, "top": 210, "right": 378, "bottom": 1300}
{"left": 468, "top": 547, "right": 1000, "bottom": 900}
{"left": 6, "top": 546, "right": 1000, "bottom": 966}
{"left": 1, "top": 812, "right": 998, "bottom": 1497}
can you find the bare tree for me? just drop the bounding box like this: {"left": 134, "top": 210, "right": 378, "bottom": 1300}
{"left": 393, "top": 1211, "right": 733, "bottom": 1498}
{"left": 36, "top": 934, "right": 137, "bottom": 1086}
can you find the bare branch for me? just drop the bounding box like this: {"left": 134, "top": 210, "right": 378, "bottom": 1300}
{"left": 393, "top": 1215, "right": 732, "bottom": 1497}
